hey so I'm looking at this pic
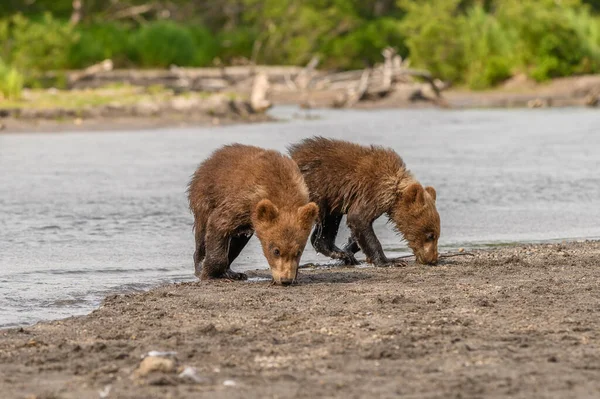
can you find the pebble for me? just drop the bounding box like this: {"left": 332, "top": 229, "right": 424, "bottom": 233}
{"left": 223, "top": 379, "right": 237, "bottom": 387}
{"left": 98, "top": 384, "right": 111, "bottom": 398}
{"left": 134, "top": 356, "right": 175, "bottom": 378}
{"left": 178, "top": 366, "right": 208, "bottom": 384}
{"left": 144, "top": 350, "right": 177, "bottom": 358}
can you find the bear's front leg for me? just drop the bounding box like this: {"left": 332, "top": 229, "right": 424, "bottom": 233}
{"left": 346, "top": 213, "right": 407, "bottom": 267}
{"left": 200, "top": 218, "right": 248, "bottom": 281}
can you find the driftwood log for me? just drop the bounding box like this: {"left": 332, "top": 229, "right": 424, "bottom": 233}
{"left": 44, "top": 48, "right": 450, "bottom": 108}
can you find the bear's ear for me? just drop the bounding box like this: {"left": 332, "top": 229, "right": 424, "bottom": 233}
{"left": 425, "top": 186, "right": 436, "bottom": 201}
{"left": 254, "top": 199, "right": 279, "bottom": 224}
{"left": 402, "top": 183, "right": 425, "bottom": 205}
{"left": 297, "top": 202, "right": 319, "bottom": 230}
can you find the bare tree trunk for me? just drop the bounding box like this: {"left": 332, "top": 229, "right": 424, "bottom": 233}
{"left": 70, "top": 0, "right": 83, "bottom": 25}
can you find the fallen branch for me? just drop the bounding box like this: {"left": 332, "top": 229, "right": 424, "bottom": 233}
{"left": 68, "top": 59, "right": 113, "bottom": 86}
{"left": 439, "top": 252, "right": 476, "bottom": 258}
{"left": 334, "top": 68, "right": 371, "bottom": 108}
{"left": 395, "top": 251, "right": 476, "bottom": 259}
{"left": 298, "top": 251, "right": 475, "bottom": 269}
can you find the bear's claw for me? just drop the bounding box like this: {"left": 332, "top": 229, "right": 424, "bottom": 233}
{"left": 222, "top": 270, "right": 248, "bottom": 280}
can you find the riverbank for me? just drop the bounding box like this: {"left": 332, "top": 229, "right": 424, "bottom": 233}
{"left": 1, "top": 71, "right": 599, "bottom": 134}
{"left": 1, "top": 240, "right": 599, "bottom": 398}
{"left": 0, "top": 85, "right": 272, "bottom": 134}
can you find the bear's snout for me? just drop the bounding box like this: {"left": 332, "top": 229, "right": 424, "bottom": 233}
{"left": 417, "top": 251, "right": 438, "bottom": 265}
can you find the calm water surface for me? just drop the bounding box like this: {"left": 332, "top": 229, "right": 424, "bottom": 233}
{"left": 1, "top": 107, "right": 599, "bottom": 327}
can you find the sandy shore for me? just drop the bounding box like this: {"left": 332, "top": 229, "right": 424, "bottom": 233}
{"left": 1, "top": 240, "right": 599, "bottom": 398}
{"left": 0, "top": 113, "right": 272, "bottom": 134}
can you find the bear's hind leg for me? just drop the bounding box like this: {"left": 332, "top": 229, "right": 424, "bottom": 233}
{"left": 311, "top": 212, "right": 358, "bottom": 265}
{"left": 343, "top": 237, "right": 361, "bottom": 254}
{"left": 346, "top": 211, "right": 406, "bottom": 267}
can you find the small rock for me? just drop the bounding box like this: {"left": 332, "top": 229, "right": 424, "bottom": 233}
{"left": 548, "top": 355, "right": 558, "bottom": 363}
{"left": 144, "top": 350, "right": 177, "bottom": 358}
{"left": 73, "top": 118, "right": 83, "bottom": 125}
{"left": 223, "top": 379, "right": 237, "bottom": 387}
{"left": 170, "top": 96, "right": 201, "bottom": 112}
{"left": 178, "top": 366, "right": 208, "bottom": 384}
{"left": 134, "top": 356, "right": 175, "bottom": 378}
{"left": 134, "top": 101, "right": 161, "bottom": 117}
{"left": 98, "top": 384, "right": 111, "bottom": 398}
{"left": 458, "top": 248, "right": 465, "bottom": 253}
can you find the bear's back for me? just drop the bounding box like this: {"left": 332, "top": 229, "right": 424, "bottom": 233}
{"left": 289, "top": 137, "right": 409, "bottom": 212}
{"left": 188, "top": 144, "right": 308, "bottom": 216}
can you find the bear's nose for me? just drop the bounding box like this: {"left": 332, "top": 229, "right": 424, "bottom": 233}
{"left": 280, "top": 278, "right": 294, "bottom": 286}
{"left": 425, "top": 254, "right": 438, "bottom": 265}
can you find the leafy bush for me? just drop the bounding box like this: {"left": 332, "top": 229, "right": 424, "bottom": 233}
{"left": 0, "top": 59, "right": 23, "bottom": 99}
{"left": 68, "top": 23, "right": 133, "bottom": 69}
{"left": 459, "top": 5, "right": 515, "bottom": 89}
{"left": 398, "top": 0, "right": 466, "bottom": 83}
{"left": 188, "top": 24, "right": 220, "bottom": 66}
{"left": 496, "top": 0, "right": 600, "bottom": 81}
{"left": 217, "top": 27, "right": 258, "bottom": 64}
{"left": 320, "top": 18, "right": 408, "bottom": 70}
{"left": 242, "top": 0, "right": 359, "bottom": 66}
{"left": 129, "top": 21, "right": 197, "bottom": 67}
{"left": 9, "top": 13, "right": 77, "bottom": 72}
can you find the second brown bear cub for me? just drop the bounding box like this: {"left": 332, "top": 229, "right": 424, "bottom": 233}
{"left": 289, "top": 137, "right": 440, "bottom": 266}
{"left": 188, "top": 144, "right": 318, "bottom": 285}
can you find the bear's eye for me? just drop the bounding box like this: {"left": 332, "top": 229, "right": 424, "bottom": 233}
{"left": 273, "top": 248, "right": 281, "bottom": 257}
{"left": 296, "top": 251, "right": 302, "bottom": 258}
{"left": 425, "top": 233, "right": 435, "bottom": 242}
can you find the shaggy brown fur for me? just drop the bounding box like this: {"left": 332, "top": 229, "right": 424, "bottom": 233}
{"left": 289, "top": 137, "right": 440, "bottom": 266}
{"left": 188, "top": 144, "right": 318, "bottom": 284}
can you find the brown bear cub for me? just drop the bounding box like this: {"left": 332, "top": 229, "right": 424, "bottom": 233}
{"left": 289, "top": 137, "right": 440, "bottom": 266}
{"left": 188, "top": 144, "right": 318, "bottom": 285}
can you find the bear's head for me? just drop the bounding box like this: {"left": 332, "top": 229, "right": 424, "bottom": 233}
{"left": 392, "top": 183, "right": 440, "bottom": 265}
{"left": 252, "top": 199, "right": 319, "bottom": 285}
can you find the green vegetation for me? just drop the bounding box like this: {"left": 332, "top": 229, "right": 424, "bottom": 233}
{"left": 1, "top": 0, "right": 600, "bottom": 89}
{"left": 0, "top": 84, "right": 172, "bottom": 110}
{"left": 0, "top": 59, "right": 24, "bottom": 100}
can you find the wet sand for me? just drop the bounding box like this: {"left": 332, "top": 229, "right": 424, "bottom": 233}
{"left": 1, "top": 240, "right": 599, "bottom": 398}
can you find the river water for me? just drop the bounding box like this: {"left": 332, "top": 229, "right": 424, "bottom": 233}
{"left": 1, "top": 107, "right": 599, "bottom": 328}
